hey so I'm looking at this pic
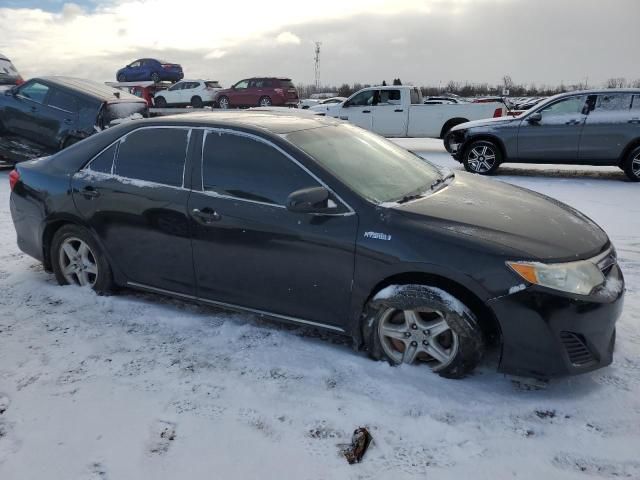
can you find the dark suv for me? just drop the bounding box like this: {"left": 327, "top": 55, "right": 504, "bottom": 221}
{"left": 214, "top": 77, "right": 298, "bottom": 108}
{"left": 444, "top": 89, "right": 640, "bottom": 181}
{"left": 0, "top": 76, "right": 147, "bottom": 152}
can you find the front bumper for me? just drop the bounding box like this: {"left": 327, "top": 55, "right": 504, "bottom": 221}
{"left": 488, "top": 263, "right": 624, "bottom": 379}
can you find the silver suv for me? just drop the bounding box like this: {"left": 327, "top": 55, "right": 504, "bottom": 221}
{"left": 444, "top": 89, "right": 640, "bottom": 181}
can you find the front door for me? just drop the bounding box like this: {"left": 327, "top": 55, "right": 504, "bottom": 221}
{"left": 188, "top": 129, "right": 357, "bottom": 329}
{"left": 4, "top": 80, "right": 51, "bottom": 142}
{"left": 339, "top": 90, "right": 374, "bottom": 130}
{"left": 230, "top": 79, "right": 251, "bottom": 106}
{"left": 71, "top": 126, "right": 196, "bottom": 295}
{"left": 517, "top": 94, "right": 588, "bottom": 161}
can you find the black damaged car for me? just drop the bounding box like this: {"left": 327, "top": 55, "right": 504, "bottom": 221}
{"left": 9, "top": 112, "right": 624, "bottom": 379}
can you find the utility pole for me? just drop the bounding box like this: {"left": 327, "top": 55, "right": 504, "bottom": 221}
{"left": 314, "top": 41, "right": 322, "bottom": 89}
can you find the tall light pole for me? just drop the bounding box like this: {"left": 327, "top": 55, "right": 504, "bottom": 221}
{"left": 314, "top": 41, "right": 322, "bottom": 89}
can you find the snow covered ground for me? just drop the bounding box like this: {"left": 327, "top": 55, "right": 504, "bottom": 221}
{"left": 0, "top": 139, "right": 639, "bottom": 479}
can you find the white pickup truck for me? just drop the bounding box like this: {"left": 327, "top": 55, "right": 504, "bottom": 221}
{"left": 310, "top": 85, "right": 505, "bottom": 138}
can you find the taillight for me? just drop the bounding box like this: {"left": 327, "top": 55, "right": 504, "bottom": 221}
{"left": 493, "top": 108, "right": 503, "bottom": 118}
{"left": 161, "top": 64, "right": 172, "bottom": 69}
{"left": 9, "top": 169, "right": 20, "bottom": 191}
{"left": 15, "top": 76, "right": 24, "bottom": 86}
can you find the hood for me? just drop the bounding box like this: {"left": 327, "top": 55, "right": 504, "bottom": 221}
{"left": 451, "top": 115, "right": 517, "bottom": 132}
{"left": 392, "top": 173, "right": 608, "bottom": 262}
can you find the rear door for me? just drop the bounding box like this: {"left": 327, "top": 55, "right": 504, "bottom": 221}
{"left": 517, "top": 95, "right": 588, "bottom": 161}
{"left": 71, "top": 126, "right": 196, "bottom": 295}
{"left": 43, "top": 87, "right": 80, "bottom": 147}
{"left": 188, "top": 129, "right": 357, "bottom": 328}
{"left": 579, "top": 93, "right": 635, "bottom": 163}
{"left": 372, "top": 88, "right": 406, "bottom": 136}
{"left": 340, "top": 90, "right": 374, "bottom": 130}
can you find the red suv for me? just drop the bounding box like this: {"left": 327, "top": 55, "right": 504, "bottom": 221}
{"left": 214, "top": 77, "right": 298, "bottom": 109}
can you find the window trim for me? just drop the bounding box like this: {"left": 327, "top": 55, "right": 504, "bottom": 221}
{"left": 83, "top": 126, "right": 193, "bottom": 190}
{"left": 200, "top": 128, "right": 355, "bottom": 216}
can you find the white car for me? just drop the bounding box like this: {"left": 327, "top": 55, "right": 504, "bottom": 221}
{"left": 153, "top": 80, "right": 222, "bottom": 108}
{"left": 300, "top": 96, "right": 346, "bottom": 109}
{"left": 311, "top": 86, "right": 505, "bottom": 138}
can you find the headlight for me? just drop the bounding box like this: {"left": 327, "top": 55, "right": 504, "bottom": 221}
{"left": 507, "top": 259, "right": 605, "bottom": 296}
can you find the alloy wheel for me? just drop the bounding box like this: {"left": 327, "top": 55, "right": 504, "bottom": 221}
{"left": 259, "top": 97, "right": 272, "bottom": 107}
{"left": 467, "top": 145, "right": 497, "bottom": 173}
{"left": 58, "top": 237, "right": 99, "bottom": 287}
{"left": 378, "top": 307, "right": 459, "bottom": 370}
{"left": 218, "top": 97, "right": 229, "bottom": 109}
{"left": 633, "top": 153, "right": 640, "bottom": 179}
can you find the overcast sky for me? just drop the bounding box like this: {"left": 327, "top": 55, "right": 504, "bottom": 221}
{"left": 0, "top": 0, "right": 638, "bottom": 88}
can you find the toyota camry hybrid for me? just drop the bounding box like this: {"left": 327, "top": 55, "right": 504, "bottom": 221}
{"left": 9, "top": 112, "right": 624, "bottom": 379}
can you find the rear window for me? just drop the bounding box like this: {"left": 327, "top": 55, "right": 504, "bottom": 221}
{"left": 102, "top": 102, "right": 147, "bottom": 126}
{"left": 280, "top": 80, "right": 296, "bottom": 89}
{"left": 205, "top": 81, "right": 221, "bottom": 88}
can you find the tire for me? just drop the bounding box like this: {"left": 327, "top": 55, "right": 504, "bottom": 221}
{"left": 151, "top": 72, "right": 161, "bottom": 83}
{"left": 440, "top": 119, "right": 468, "bottom": 139}
{"left": 217, "top": 96, "right": 230, "bottom": 109}
{"left": 258, "top": 96, "right": 272, "bottom": 107}
{"left": 362, "top": 284, "right": 484, "bottom": 379}
{"left": 117, "top": 73, "right": 126, "bottom": 82}
{"left": 51, "top": 224, "right": 115, "bottom": 294}
{"left": 191, "top": 96, "right": 203, "bottom": 108}
{"left": 622, "top": 145, "right": 640, "bottom": 182}
{"left": 154, "top": 96, "right": 167, "bottom": 108}
{"left": 462, "top": 140, "right": 502, "bottom": 175}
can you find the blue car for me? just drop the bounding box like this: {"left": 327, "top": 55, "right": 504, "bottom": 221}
{"left": 116, "top": 58, "right": 183, "bottom": 83}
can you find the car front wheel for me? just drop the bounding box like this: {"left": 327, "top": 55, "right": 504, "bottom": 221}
{"left": 623, "top": 146, "right": 640, "bottom": 182}
{"left": 117, "top": 73, "right": 126, "bottom": 82}
{"left": 151, "top": 72, "right": 161, "bottom": 83}
{"left": 363, "top": 284, "right": 484, "bottom": 379}
{"left": 217, "top": 96, "right": 230, "bottom": 109}
{"left": 463, "top": 140, "right": 502, "bottom": 175}
{"left": 51, "top": 225, "right": 114, "bottom": 294}
{"left": 154, "top": 96, "right": 167, "bottom": 108}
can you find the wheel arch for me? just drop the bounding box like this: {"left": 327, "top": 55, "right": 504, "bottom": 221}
{"left": 619, "top": 138, "right": 640, "bottom": 168}
{"left": 439, "top": 117, "right": 470, "bottom": 139}
{"left": 354, "top": 271, "right": 503, "bottom": 351}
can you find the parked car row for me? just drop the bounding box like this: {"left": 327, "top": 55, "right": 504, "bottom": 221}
{"left": 444, "top": 89, "right": 640, "bottom": 181}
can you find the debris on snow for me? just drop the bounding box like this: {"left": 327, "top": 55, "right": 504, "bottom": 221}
{"left": 341, "top": 427, "right": 373, "bottom": 464}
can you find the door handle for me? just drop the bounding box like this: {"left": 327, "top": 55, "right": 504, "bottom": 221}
{"left": 192, "top": 208, "right": 221, "bottom": 224}
{"left": 81, "top": 186, "right": 100, "bottom": 198}
{"left": 394, "top": 109, "right": 404, "bottom": 112}
{"left": 564, "top": 119, "right": 581, "bottom": 125}
{"left": 362, "top": 110, "right": 371, "bottom": 113}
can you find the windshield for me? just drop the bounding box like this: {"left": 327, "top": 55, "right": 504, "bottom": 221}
{"left": 286, "top": 124, "right": 443, "bottom": 204}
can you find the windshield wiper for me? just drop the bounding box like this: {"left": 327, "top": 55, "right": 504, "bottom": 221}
{"left": 396, "top": 193, "right": 425, "bottom": 204}
{"left": 429, "top": 171, "right": 455, "bottom": 191}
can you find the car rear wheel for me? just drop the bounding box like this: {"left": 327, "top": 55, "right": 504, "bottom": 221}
{"left": 151, "top": 72, "right": 161, "bottom": 83}
{"left": 463, "top": 140, "right": 501, "bottom": 175}
{"left": 259, "top": 96, "right": 272, "bottom": 107}
{"left": 191, "top": 96, "right": 203, "bottom": 108}
{"left": 117, "top": 73, "right": 126, "bottom": 82}
{"left": 363, "top": 284, "right": 484, "bottom": 379}
{"left": 154, "top": 96, "right": 167, "bottom": 108}
{"left": 51, "top": 225, "right": 114, "bottom": 294}
{"left": 218, "top": 96, "right": 230, "bottom": 109}
{"left": 623, "top": 146, "right": 640, "bottom": 182}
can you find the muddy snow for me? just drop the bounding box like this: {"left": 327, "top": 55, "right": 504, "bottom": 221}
{"left": 0, "top": 139, "right": 639, "bottom": 479}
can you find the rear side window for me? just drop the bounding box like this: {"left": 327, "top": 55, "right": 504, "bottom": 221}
{"left": 410, "top": 88, "right": 421, "bottom": 104}
{"left": 48, "top": 88, "right": 79, "bottom": 113}
{"left": 595, "top": 94, "right": 632, "bottom": 112}
{"left": 633, "top": 95, "right": 640, "bottom": 111}
{"left": 88, "top": 144, "right": 117, "bottom": 174}
{"left": 114, "top": 128, "right": 189, "bottom": 187}
{"left": 202, "top": 132, "right": 319, "bottom": 205}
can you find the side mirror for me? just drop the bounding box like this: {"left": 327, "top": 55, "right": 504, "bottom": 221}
{"left": 286, "top": 186, "right": 332, "bottom": 213}
{"left": 527, "top": 112, "right": 542, "bottom": 123}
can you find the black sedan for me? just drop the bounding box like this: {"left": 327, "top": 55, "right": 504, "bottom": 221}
{"left": 8, "top": 112, "right": 624, "bottom": 379}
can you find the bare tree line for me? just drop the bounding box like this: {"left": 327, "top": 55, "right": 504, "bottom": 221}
{"left": 296, "top": 77, "right": 640, "bottom": 99}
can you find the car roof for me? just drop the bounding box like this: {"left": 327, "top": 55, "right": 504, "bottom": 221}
{"left": 0, "top": 53, "right": 11, "bottom": 62}
{"left": 555, "top": 88, "right": 640, "bottom": 97}
{"left": 35, "top": 76, "right": 145, "bottom": 103}
{"left": 121, "top": 110, "right": 342, "bottom": 135}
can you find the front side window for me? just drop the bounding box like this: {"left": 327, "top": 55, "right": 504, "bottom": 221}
{"left": 18, "top": 81, "right": 50, "bottom": 103}
{"left": 114, "top": 128, "right": 189, "bottom": 187}
{"left": 48, "top": 88, "right": 78, "bottom": 113}
{"left": 348, "top": 90, "right": 375, "bottom": 106}
{"left": 129, "top": 61, "right": 141, "bottom": 68}
{"left": 169, "top": 82, "right": 184, "bottom": 91}
{"left": 539, "top": 95, "right": 587, "bottom": 118}
{"left": 286, "top": 124, "right": 442, "bottom": 204}
{"left": 234, "top": 80, "right": 249, "bottom": 90}
{"left": 202, "top": 132, "right": 319, "bottom": 205}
